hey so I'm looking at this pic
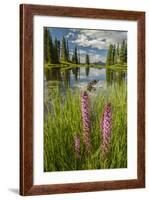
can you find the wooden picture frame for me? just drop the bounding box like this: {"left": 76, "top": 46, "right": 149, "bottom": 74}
{"left": 20, "top": 4, "right": 145, "bottom": 196}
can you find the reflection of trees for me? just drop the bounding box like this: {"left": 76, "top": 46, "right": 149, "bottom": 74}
{"left": 63, "top": 69, "right": 70, "bottom": 88}
{"left": 45, "top": 67, "right": 71, "bottom": 89}
{"left": 45, "top": 68, "right": 62, "bottom": 81}
{"left": 106, "top": 68, "right": 126, "bottom": 86}
{"left": 85, "top": 67, "right": 90, "bottom": 77}
{"left": 72, "top": 67, "right": 80, "bottom": 81}
{"left": 116, "top": 71, "right": 126, "bottom": 84}
{"left": 72, "top": 66, "right": 90, "bottom": 80}
{"left": 106, "top": 69, "right": 114, "bottom": 86}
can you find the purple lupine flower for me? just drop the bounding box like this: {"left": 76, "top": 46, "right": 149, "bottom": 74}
{"left": 100, "top": 103, "right": 112, "bottom": 154}
{"left": 81, "top": 91, "right": 91, "bottom": 153}
{"left": 74, "top": 135, "right": 80, "bottom": 158}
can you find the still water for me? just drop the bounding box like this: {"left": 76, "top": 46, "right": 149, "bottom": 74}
{"left": 44, "top": 66, "right": 127, "bottom": 93}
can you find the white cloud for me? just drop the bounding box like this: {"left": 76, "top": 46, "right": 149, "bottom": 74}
{"left": 66, "top": 32, "right": 75, "bottom": 38}
{"left": 69, "top": 29, "right": 127, "bottom": 50}
{"left": 66, "top": 29, "right": 127, "bottom": 63}
{"left": 69, "top": 29, "right": 79, "bottom": 33}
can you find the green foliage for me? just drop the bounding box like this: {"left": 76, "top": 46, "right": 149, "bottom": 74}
{"left": 66, "top": 40, "right": 70, "bottom": 61}
{"left": 61, "top": 36, "right": 69, "bottom": 62}
{"left": 124, "top": 41, "right": 127, "bottom": 63}
{"left": 53, "top": 38, "right": 60, "bottom": 64}
{"left": 44, "top": 28, "right": 50, "bottom": 63}
{"left": 106, "top": 40, "right": 127, "bottom": 66}
{"left": 120, "top": 40, "right": 127, "bottom": 64}
{"left": 44, "top": 83, "right": 127, "bottom": 171}
{"left": 113, "top": 44, "right": 117, "bottom": 64}
{"left": 116, "top": 43, "right": 120, "bottom": 63}
{"left": 44, "top": 28, "right": 58, "bottom": 64}
{"left": 106, "top": 44, "right": 114, "bottom": 66}
{"left": 48, "top": 31, "right": 54, "bottom": 64}
{"left": 44, "top": 29, "right": 70, "bottom": 64}
{"left": 72, "top": 45, "right": 79, "bottom": 64}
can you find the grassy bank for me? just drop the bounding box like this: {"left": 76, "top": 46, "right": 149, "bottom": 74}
{"left": 44, "top": 82, "right": 127, "bottom": 172}
{"left": 44, "top": 62, "right": 127, "bottom": 71}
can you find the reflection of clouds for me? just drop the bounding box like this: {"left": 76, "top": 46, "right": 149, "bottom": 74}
{"left": 80, "top": 68, "right": 105, "bottom": 75}
{"left": 79, "top": 68, "right": 105, "bottom": 79}
{"left": 70, "top": 67, "right": 106, "bottom": 91}
{"left": 70, "top": 68, "right": 106, "bottom": 83}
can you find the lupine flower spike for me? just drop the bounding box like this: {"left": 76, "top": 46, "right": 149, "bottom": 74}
{"left": 81, "top": 91, "right": 91, "bottom": 153}
{"left": 100, "top": 103, "right": 112, "bottom": 155}
{"left": 74, "top": 135, "right": 80, "bottom": 158}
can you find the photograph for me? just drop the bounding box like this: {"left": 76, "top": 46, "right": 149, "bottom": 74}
{"left": 20, "top": 4, "right": 145, "bottom": 195}
{"left": 44, "top": 27, "right": 127, "bottom": 172}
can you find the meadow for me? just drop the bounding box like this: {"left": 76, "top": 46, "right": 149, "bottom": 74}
{"left": 44, "top": 82, "right": 127, "bottom": 172}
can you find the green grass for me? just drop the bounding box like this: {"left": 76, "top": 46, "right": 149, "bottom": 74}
{"left": 45, "top": 62, "right": 127, "bottom": 71}
{"left": 44, "top": 82, "right": 127, "bottom": 172}
{"left": 105, "top": 63, "right": 127, "bottom": 70}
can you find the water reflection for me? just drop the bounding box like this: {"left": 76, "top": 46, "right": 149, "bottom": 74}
{"left": 44, "top": 66, "right": 127, "bottom": 93}
{"left": 85, "top": 67, "right": 90, "bottom": 77}
{"left": 106, "top": 68, "right": 127, "bottom": 86}
{"left": 72, "top": 67, "right": 80, "bottom": 81}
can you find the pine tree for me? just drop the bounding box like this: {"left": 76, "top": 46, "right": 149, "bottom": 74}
{"left": 75, "top": 46, "right": 78, "bottom": 64}
{"left": 113, "top": 44, "right": 117, "bottom": 64}
{"left": 61, "top": 36, "right": 68, "bottom": 62}
{"left": 120, "top": 40, "right": 126, "bottom": 64}
{"left": 86, "top": 54, "right": 90, "bottom": 65}
{"left": 66, "top": 40, "right": 70, "bottom": 61}
{"left": 44, "top": 28, "right": 50, "bottom": 63}
{"left": 72, "top": 55, "right": 75, "bottom": 63}
{"left": 53, "top": 38, "right": 59, "bottom": 64}
{"left": 72, "top": 45, "right": 78, "bottom": 64}
{"left": 124, "top": 41, "right": 127, "bottom": 63}
{"left": 48, "top": 31, "right": 54, "bottom": 64}
{"left": 116, "top": 43, "right": 120, "bottom": 63}
{"left": 106, "top": 40, "right": 127, "bottom": 66}
{"left": 78, "top": 49, "right": 80, "bottom": 64}
{"left": 106, "top": 44, "right": 114, "bottom": 66}
{"left": 57, "top": 40, "right": 60, "bottom": 62}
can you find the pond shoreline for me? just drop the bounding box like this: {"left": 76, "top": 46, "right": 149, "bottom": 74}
{"left": 44, "top": 65, "right": 127, "bottom": 96}
{"left": 44, "top": 63, "right": 127, "bottom": 71}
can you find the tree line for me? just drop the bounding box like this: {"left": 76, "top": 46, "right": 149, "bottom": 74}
{"left": 44, "top": 28, "right": 90, "bottom": 65}
{"left": 106, "top": 40, "right": 127, "bottom": 66}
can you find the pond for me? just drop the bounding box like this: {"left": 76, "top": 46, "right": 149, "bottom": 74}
{"left": 44, "top": 66, "right": 127, "bottom": 95}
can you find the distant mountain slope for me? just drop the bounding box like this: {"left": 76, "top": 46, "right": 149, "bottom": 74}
{"left": 93, "top": 61, "right": 106, "bottom": 66}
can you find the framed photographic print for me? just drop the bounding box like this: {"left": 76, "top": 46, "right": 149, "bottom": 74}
{"left": 20, "top": 4, "right": 145, "bottom": 196}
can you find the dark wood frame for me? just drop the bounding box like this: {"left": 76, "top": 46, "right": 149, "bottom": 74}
{"left": 20, "top": 4, "right": 145, "bottom": 196}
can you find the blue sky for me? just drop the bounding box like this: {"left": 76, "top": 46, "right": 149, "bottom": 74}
{"left": 47, "top": 27, "right": 127, "bottom": 63}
